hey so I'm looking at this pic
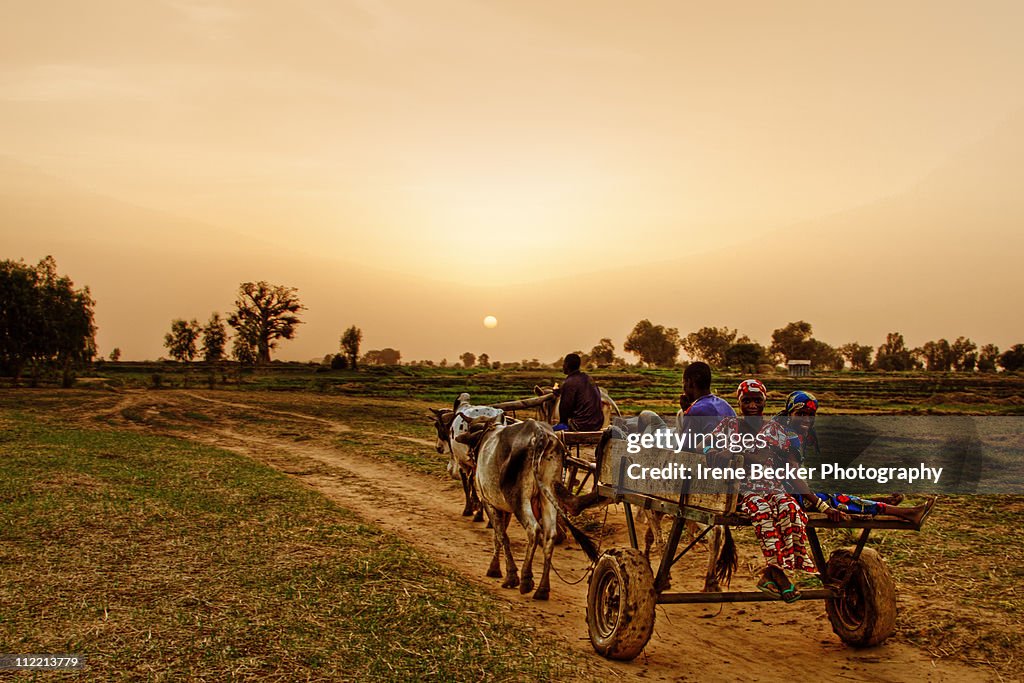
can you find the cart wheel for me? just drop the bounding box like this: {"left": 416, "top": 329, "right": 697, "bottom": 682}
{"left": 587, "top": 548, "right": 656, "bottom": 660}
{"left": 825, "top": 547, "right": 897, "bottom": 647}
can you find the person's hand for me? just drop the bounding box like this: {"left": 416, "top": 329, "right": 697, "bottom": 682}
{"left": 679, "top": 393, "right": 692, "bottom": 411}
{"left": 810, "top": 495, "right": 848, "bottom": 522}
{"left": 825, "top": 507, "right": 849, "bottom": 523}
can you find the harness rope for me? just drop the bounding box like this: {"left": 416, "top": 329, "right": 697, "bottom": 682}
{"left": 551, "top": 503, "right": 608, "bottom": 586}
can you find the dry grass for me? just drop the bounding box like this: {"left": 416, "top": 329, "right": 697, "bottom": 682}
{"left": 0, "top": 405, "right": 591, "bottom": 681}
{"left": 870, "top": 496, "right": 1023, "bottom": 673}
{"left": 4, "top": 379, "right": 1023, "bottom": 679}
{"left": 717, "top": 495, "right": 1024, "bottom": 678}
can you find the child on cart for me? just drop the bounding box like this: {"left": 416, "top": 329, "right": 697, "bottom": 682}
{"left": 774, "top": 390, "right": 934, "bottom": 525}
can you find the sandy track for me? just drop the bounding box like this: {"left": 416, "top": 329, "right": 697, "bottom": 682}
{"left": 104, "top": 391, "right": 993, "bottom": 682}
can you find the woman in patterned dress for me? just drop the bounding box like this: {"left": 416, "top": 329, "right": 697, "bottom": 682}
{"left": 707, "top": 380, "right": 843, "bottom": 602}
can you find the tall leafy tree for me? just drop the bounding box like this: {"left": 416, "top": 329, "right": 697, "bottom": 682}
{"left": 0, "top": 256, "right": 96, "bottom": 385}
{"left": 37, "top": 256, "right": 97, "bottom": 386}
{"left": 624, "top": 319, "right": 681, "bottom": 367}
{"left": 840, "top": 343, "right": 873, "bottom": 371}
{"left": 201, "top": 313, "right": 228, "bottom": 362}
{"left": 0, "top": 259, "right": 43, "bottom": 381}
{"left": 770, "top": 321, "right": 814, "bottom": 362}
{"left": 341, "top": 326, "right": 362, "bottom": 370}
{"left": 999, "top": 344, "right": 1024, "bottom": 372}
{"left": 917, "top": 339, "right": 952, "bottom": 371}
{"left": 227, "top": 282, "right": 304, "bottom": 364}
{"left": 232, "top": 335, "right": 257, "bottom": 366}
{"left": 950, "top": 336, "right": 978, "bottom": 371}
{"left": 681, "top": 326, "right": 737, "bottom": 366}
{"left": 589, "top": 338, "right": 616, "bottom": 366}
{"left": 978, "top": 344, "right": 1000, "bottom": 373}
{"left": 769, "top": 320, "right": 840, "bottom": 369}
{"left": 164, "top": 319, "right": 200, "bottom": 362}
{"left": 806, "top": 339, "right": 836, "bottom": 368}
{"left": 460, "top": 352, "right": 476, "bottom": 368}
{"left": 724, "top": 342, "right": 767, "bottom": 373}
{"left": 875, "top": 332, "right": 915, "bottom": 371}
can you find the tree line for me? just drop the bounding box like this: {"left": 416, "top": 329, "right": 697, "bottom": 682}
{"left": 163, "top": 282, "right": 377, "bottom": 370}
{"left": 615, "top": 318, "right": 1024, "bottom": 372}
{"left": 163, "top": 282, "right": 305, "bottom": 365}
{"left": 5, "top": 260, "right": 1023, "bottom": 382}
{"left": 156, "top": 305, "right": 1024, "bottom": 374}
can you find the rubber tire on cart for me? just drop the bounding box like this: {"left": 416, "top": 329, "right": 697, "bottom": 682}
{"left": 586, "top": 548, "right": 656, "bottom": 660}
{"left": 825, "top": 547, "right": 897, "bottom": 647}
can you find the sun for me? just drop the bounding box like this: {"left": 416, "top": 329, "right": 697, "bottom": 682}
{"left": 483, "top": 315, "right": 498, "bottom": 329}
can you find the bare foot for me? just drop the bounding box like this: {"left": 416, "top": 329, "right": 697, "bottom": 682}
{"left": 883, "top": 496, "right": 935, "bottom": 526}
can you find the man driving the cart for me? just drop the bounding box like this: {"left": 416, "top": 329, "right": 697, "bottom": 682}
{"left": 552, "top": 353, "right": 605, "bottom": 432}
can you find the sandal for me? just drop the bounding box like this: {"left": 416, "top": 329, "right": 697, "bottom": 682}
{"left": 908, "top": 496, "right": 937, "bottom": 527}
{"left": 756, "top": 579, "right": 781, "bottom": 598}
{"left": 780, "top": 585, "right": 802, "bottom": 604}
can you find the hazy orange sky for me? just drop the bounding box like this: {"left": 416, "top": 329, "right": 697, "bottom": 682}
{"left": 3, "top": 1, "right": 1023, "bottom": 362}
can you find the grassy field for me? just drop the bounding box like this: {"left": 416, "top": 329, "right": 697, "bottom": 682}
{"left": 160, "top": 383, "right": 1024, "bottom": 677}
{"left": 0, "top": 399, "right": 588, "bottom": 681}
{"left": 3, "top": 365, "right": 1024, "bottom": 679}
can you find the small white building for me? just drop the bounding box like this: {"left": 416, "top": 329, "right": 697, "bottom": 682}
{"left": 787, "top": 359, "right": 812, "bottom": 376}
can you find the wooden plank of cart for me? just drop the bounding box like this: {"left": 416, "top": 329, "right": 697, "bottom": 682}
{"left": 563, "top": 433, "right": 934, "bottom": 661}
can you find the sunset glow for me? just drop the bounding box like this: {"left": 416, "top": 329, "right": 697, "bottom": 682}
{"left": 3, "top": 2, "right": 1023, "bottom": 362}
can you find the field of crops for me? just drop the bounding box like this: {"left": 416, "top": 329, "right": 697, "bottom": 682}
{"left": 84, "top": 362, "right": 1024, "bottom": 415}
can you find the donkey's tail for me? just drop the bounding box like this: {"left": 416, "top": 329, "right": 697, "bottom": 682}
{"left": 534, "top": 432, "right": 599, "bottom": 562}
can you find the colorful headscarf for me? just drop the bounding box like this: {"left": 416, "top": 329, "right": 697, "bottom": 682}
{"left": 736, "top": 378, "right": 767, "bottom": 399}
{"left": 776, "top": 390, "right": 820, "bottom": 461}
{"left": 783, "top": 390, "right": 818, "bottom": 415}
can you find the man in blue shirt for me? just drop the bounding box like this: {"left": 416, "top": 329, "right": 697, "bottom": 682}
{"left": 675, "top": 361, "right": 735, "bottom": 443}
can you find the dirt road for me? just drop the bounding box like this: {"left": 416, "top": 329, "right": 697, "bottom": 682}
{"left": 92, "top": 390, "right": 993, "bottom": 682}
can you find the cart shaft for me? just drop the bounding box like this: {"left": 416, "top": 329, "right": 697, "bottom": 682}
{"left": 658, "top": 588, "right": 837, "bottom": 604}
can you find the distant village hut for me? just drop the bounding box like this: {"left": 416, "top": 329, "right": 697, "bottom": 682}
{"left": 787, "top": 359, "right": 812, "bottom": 376}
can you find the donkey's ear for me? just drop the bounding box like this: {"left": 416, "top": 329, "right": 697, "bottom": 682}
{"left": 533, "top": 385, "right": 543, "bottom": 395}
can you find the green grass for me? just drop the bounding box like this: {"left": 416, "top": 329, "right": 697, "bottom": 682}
{"left": 68, "top": 362, "right": 1024, "bottom": 416}
{"left": 0, "top": 409, "right": 587, "bottom": 681}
